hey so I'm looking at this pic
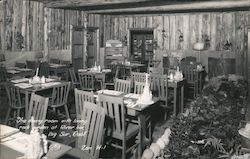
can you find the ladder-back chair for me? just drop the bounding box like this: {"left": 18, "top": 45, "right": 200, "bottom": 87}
{"left": 114, "top": 78, "right": 131, "bottom": 94}
{"left": 49, "top": 82, "right": 71, "bottom": 119}
{"left": 26, "top": 93, "right": 49, "bottom": 133}
{"left": 98, "top": 94, "right": 140, "bottom": 159}
{"left": 39, "top": 62, "right": 50, "bottom": 77}
{"left": 69, "top": 68, "right": 80, "bottom": 89}
{"left": 74, "top": 88, "right": 95, "bottom": 120}
{"left": 180, "top": 64, "right": 198, "bottom": 97}
{"left": 5, "top": 84, "right": 25, "bottom": 127}
{"left": 78, "top": 72, "right": 95, "bottom": 91}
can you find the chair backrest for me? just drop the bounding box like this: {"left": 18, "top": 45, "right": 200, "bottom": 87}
{"left": 78, "top": 72, "right": 95, "bottom": 91}
{"left": 5, "top": 84, "right": 22, "bottom": 109}
{"left": 114, "top": 78, "right": 131, "bottom": 94}
{"left": 27, "top": 93, "right": 49, "bottom": 132}
{"left": 39, "top": 62, "right": 49, "bottom": 77}
{"left": 156, "top": 77, "right": 169, "bottom": 102}
{"left": 98, "top": 94, "right": 125, "bottom": 135}
{"left": 148, "top": 67, "right": 164, "bottom": 75}
{"left": 69, "top": 68, "right": 78, "bottom": 84}
{"left": 51, "top": 82, "right": 71, "bottom": 107}
{"left": 149, "top": 74, "right": 167, "bottom": 91}
{"left": 0, "top": 66, "right": 7, "bottom": 82}
{"left": 50, "top": 58, "right": 60, "bottom": 64}
{"left": 131, "top": 71, "right": 146, "bottom": 83}
{"left": 15, "top": 62, "right": 26, "bottom": 68}
{"left": 26, "top": 60, "right": 37, "bottom": 69}
{"left": 60, "top": 60, "right": 70, "bottom": 65}
{"left": 181, "top": 64, "right": 197, "bottom": 83}
{"left": 74, "top": 88, "right": 95, "bottom": 120}
{"left": 76, "top": 101, "right": 105, "bottom": 159}
{"left": 134, "top": 81, "right": 145, "bottom": 94}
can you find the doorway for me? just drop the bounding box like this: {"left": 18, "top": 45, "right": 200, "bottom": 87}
{"left": 130, "top": 29, "right": 154, "bottom": 64}
{"left": 71, "top": 26, "right": 99, "bottom": 70}
{"left": 71, "top": 26, "right": 86, "bottom": 71}
{"left": 86, "top": 27, "right": 99, "bottom": 68}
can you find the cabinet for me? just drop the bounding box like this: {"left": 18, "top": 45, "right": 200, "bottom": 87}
{"left": 130, "top": 30, "right": 153, "bottom": 64}
{"left": 104, "top": 47, "right": 125, "bottom": 67}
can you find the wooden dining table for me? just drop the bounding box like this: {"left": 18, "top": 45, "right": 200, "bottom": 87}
{"left": 0, "top": 124, "right": 72, "bottom": 159}
{"left": 78, "top": 68, "right": 112, "bottom": 85}
{"left": 10, "top": 78, "right": 68, "bottom": 119}
{"left": 6, "top": 66, "right": 34, "bottom": 78}
{"left": 49, "top": 63, "right": 70, "bottom": 80}
{"left": 95, "top": 90, "right": 159, "bottom": 157}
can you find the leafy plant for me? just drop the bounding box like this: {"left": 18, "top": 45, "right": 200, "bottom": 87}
{"left": 204, "top": 136, "right": 226, "bottom": 153}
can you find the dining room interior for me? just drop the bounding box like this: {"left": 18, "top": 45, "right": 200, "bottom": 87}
{"left": 0, "top": 0, "right": 250, "bottom": 159}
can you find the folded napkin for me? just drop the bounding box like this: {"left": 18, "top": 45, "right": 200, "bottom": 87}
{"left": 41, "top": 82, "right": 61, "bottom": 88}
{"left": 124, "top": 93, "right": 140, "bottom": 99}
{"left": 97, "top": 90, "right": 123, "bottom": 96}
{"left": 16, "top": 68, "right": 32, "bottom": 72}
{"left": 14, "top": 83, "right": 33, "bottom": 89}
{"left": 11, "top": 78, "right": 29, "bottom": 84}
{"left": 7, "top": 70, "right": 21, "bottom": 74}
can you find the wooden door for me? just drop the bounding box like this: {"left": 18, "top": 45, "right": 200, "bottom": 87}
{"left": 130, "top": 30, "right": 153, "bottom": 64}
{"left": 71, "top": 26, "right": 86, "bottom": 71}
{"left": 86, "top": 27, "right": 98, "bottom": 68}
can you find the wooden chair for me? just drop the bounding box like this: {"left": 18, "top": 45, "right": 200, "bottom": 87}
{"left": 0, "top": 66, "right": 8, "bottom": 91}
{"left": 148, "top": 67, "right": 164, "bottom": 75}
{"left": 134, "top": 81, "right": 146, "bottom": 94}
{"left": 115, "top": 64, "right": 132, "bottom": 80}
{"left": 60, "top": 60, "right": 70, "bottom": 65}
{"left": 39, "top": 62, "right": 50, "bottom": 77}
{"left": 131, "top": 71, "right": 146, "bottom": 83}
{"left": 74, "top": 88, "right": 95, "bottom": 120}
{"left": 48, "top": 82, "right": 71, "bottom": 119}
{"left": 26, "top": 93, "right": 49, "bottom": 133}
{"left": 180, "top": 64, "right": 198, "bottom": 98}
{"left": 69, "top": 68, "right": 80, "bottom": 89}
{"left": 15, "top": 62, "right": 26, "bottom": 68}
{"left": 5, "top": 84, "right": 25, "bottom": 127}
{"left": 67, "top": 101, "right": 105, "bottom": 159}
{"left": 50, "top": 58, "right": 60, "bottom": 64}
{"left": 26, "top": 60, "right": 38, "bottom": 69}
{"left": 156, "top": 77, "right": 172, "bottom": 120}
{"left": 78, "top": 72, "right": 95, "bottom": 91}
{"left": 114, "top": 78, "right": 131, "bottom": 94}
{"left": 98, "top": 94, "right": 140, "bottom": 159}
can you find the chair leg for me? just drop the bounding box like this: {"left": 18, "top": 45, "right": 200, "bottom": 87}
{"left": 15, "top": 109, "right": 21, "bottom": 128}
{"left": 5, "top": 107, "right": 11, "bottom": 125}
{"left": 122, "top": 138, "right": 126, "bottom": 159}
{"left": 64, "top": 104, "right": 70, "bottom": 119}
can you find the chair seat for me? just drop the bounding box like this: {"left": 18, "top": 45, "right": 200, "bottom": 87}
{"left": 112, "top": 123, "right": 140, "bottom": 140}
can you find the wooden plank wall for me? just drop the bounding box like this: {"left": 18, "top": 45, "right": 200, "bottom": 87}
{"left": 99, "top": 12, "right": 250, "bottom": 51}
{"left": 0, "top": 0, "right": 249, "bottom": 75}
{"left": 0, "top": 0, "right": 100, "bottom": 51}
{"left": 95, "top": 12, "right": 250, "bottom": 75}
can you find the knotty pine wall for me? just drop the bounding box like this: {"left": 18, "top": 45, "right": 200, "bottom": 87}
{"left": 0, "top": 0, "right": 250, "bottom": 75}
{"left": 95, "top": 12, "right": 250, "bottom": 75}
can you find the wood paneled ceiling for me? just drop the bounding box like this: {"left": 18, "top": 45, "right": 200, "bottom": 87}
{"left": 31, "top": 0, "right": 250, "bottom": 14}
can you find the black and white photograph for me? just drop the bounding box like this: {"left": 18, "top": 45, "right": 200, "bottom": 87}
{"left": 0, "top": 0, "right": 250, "bottom": 158}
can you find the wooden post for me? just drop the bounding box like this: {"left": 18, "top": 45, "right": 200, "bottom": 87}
{"left": 44, "top": 7, "right": 49, "bottom": 61}
{"left": 0, "top": 0, "right": 6, "bottom": 51}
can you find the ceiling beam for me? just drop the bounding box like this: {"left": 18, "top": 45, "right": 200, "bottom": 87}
{"left": 32, "top": 0, "right": 159, "bottom": 8}
{"left": 86, "top": 0, "right": 250, "bottom": 14}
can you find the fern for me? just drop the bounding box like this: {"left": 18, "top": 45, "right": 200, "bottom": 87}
{"left": 204, "top": 136, "right": 226, "bottom": 153}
